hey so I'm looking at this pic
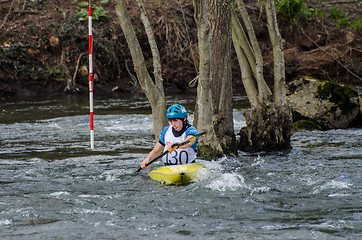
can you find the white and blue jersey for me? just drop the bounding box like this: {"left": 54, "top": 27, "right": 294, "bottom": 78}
{"left": 159, "top": 124, "right": 198, "bottom": 165}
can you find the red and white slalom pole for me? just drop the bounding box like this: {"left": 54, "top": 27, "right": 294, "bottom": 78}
{"left": 88, "top": 1, "right": 94, "bottom": 149}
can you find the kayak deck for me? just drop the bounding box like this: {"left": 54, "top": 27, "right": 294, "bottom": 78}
{"left": 149, "top": 163, "right": 205, "bottom": 185}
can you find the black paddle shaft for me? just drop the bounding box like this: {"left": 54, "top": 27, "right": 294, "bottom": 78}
{"left": 136, "top": 131, "right": 208, "bottom": 173}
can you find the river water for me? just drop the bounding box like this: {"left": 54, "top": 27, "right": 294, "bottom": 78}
{"left": 0, "top": 94, "right": 361, "bottom": 240}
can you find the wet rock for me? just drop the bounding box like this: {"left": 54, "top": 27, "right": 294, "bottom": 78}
{"left": 292, "top": 120, "right": 323, "bottom": 131}
{"left": 286, "top": 77, "right": 360, "bottom": 129}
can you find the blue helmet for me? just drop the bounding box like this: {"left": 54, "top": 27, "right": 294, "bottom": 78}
{"left": 166, "top": 104, "right": 188, "bottom": 119}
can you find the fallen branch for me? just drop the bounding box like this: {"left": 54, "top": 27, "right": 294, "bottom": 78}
{"left": 72, "top": 53, "right": 85, "bottom": 87}
{"left": 124, "top": 59, "right": 138, "bottom": 87}
{"left": 328, "top": 0, "right": 361, "bottom": 5}
{"left": 0, "top": 0, "right": 15, "bottom": 30}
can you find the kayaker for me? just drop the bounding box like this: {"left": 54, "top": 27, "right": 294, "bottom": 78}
{"left": 140, "top": 104, "right": 199, "bottom": 169}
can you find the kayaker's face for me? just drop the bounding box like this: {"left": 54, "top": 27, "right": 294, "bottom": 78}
{"left": 169, "top": 118, "right": 183, "bottom": 131}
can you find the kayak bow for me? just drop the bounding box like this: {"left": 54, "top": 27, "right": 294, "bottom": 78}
{"left": 149, "top": 163, "right": 206, "bottom": 185}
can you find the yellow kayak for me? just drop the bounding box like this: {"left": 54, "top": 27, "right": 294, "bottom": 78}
{"left": 149, "top": 163, "right": 206, "bottom": 185}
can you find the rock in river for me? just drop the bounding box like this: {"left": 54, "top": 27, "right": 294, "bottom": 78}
{"left": 286, "top": 77, "right": 360, "bottom": 129}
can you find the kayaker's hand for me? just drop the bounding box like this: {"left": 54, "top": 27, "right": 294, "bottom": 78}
{"left": 167, "top": 143, "right": 180, "bottom": 153}
{"left": 140, "top": 159, "right": 150, "bottom": 169}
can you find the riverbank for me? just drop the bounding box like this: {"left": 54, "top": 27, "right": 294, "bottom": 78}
{"left": 0, "top": 0, "right": 361, "bottom": 98}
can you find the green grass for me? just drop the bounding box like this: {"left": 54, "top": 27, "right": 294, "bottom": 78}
{"left": 276, "top": 0, "right": 361, "bottom": 32}
{"left": 276, "top": 0, "right": 312, "bottom": 22}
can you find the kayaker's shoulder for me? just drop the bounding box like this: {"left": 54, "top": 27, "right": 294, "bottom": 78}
{"left": 185, "top": 125, "right": 198, "bottom": 136}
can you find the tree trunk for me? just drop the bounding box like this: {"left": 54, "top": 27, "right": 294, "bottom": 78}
{"left": 208, "top": 0, "right": 237, "bottom": 155}
{"left": 238, "top": 100, "right": 292, "bottom": 152}
{"left": 193, "top": 0, "right": 223, "bottom": 159}
{"left": 231, "top": 12, "right": 258, "bottom": 107}
{"left": 236, "top": 1, "right": 272, "bottom": 102}
{"left": 115, "top": 0, "right": 168, "bottom": 139}
{"left": 136, "top": 0, "right": 163, "bottom": 90}
{"left": 232, "top": 0, "right": 292, "bottom": 152}
{"left": 265, "top": 0, "right": 292, "bottom": 148}
{"left": 266, "top": 0, "right": 286, "bottom": 109}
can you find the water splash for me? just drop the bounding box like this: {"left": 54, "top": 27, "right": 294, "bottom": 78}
{"left": 207, "top": 173, "right": 247, "bottom": 192}
{"left": 199, "top": 158, "right": 248, "bottom": 192}
{"left": 0, "top": 219, "right": 12, "bottom": 226}
{"left": 312, "top": 179, "right": 353, "bottom": 194}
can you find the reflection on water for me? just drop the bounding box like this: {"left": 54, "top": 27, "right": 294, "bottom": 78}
{"left": 0, "top": 94, "right": 361, "bottom": 239}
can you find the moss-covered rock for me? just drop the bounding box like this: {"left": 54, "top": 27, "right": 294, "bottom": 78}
{"left": 316, "top": 80, "right": 358, "bottom": 114}
{"left": 292, "top": 120, "right": 323, "bottom": 131}
{"left": 286, "top": 77, "right": 360, "bottom": 129}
